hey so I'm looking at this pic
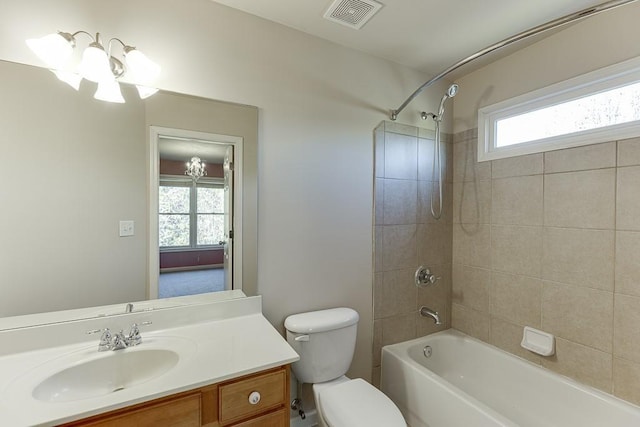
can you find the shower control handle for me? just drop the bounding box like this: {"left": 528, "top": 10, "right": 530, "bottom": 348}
{"left": 415, "top": 266, "right": 440, "bottom": 287}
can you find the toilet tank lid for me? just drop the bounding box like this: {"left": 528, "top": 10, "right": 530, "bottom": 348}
{"left": 284, "top": 308, "right": 359, "bottom": 333}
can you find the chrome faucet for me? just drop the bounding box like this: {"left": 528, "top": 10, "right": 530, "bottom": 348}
{"left": 420, "top": 306, "right": 442, "bottom": 325}
{"left": 87, "top": 321, "right": 152, "bottom": 351}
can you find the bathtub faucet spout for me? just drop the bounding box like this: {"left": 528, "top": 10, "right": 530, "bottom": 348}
{"left": 420, "top": 306, "right": 442, "bottom": 325}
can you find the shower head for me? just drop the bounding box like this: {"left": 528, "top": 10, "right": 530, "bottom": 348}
{"left": 446, "top": 84, "right": 459, "bottom": 98}
{"left": 437, "top": 83, "right": 459, "bottom": 119}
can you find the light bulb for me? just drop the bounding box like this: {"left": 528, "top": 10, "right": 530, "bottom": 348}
{"left": 94, "top": 80, "right": 125, "bottom": 103}
{"left": 124, "top": 47, "right": 160, "bottom": 83}
{"left": 79, "top": 42, "right": 114, "bottom": 83}
{"left": 26, "top": 32, "right": 75, "bottom": 69}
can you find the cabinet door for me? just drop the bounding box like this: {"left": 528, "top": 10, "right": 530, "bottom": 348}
{"left": 71, "top": 393, "right": 201, "bottom": 427}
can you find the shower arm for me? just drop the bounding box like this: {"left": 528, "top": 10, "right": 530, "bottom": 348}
{"left": 389, "top": 0, "right": 639, "bottom": 121}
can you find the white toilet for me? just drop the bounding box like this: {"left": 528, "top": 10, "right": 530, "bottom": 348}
{"left": 285, "top": 307, "right": 406, "bottom": 427}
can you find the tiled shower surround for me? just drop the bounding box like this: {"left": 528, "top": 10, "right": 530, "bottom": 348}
{"left": 372, "top": 121, "right": 453, "bottom": 385}
{"left": 452, "top": 129, "right": 640, "bottom": 405}
{"left": 373, "top": 123, "right": 640, "bottom": 406}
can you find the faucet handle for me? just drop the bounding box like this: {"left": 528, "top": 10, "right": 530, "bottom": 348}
{"left": 126, "top": 321, "right": 152, "bottom": 347}
{"left": 87, "top": 328, "right": 113, "bottom": 351}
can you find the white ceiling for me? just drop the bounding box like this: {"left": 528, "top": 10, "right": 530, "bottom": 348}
{"left": 210, "top": 0, "right": 607, "bottom": 77}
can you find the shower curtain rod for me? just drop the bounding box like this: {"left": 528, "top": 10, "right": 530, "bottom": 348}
{"left": 390, "top": 0, "right": 639, "bottom": 121}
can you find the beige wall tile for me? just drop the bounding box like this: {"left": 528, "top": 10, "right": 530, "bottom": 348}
{"left": 490, "top": 317, "right": 541, "bottom": 364}
{"left": 382, "top": 179, "right": 417, "bottom": 225}
{"left": 617, "top": 166, "right": 640, "bottom": 231}
{"left": 544, "top": 141, "right": 616, "bottom": 173}
{"left": 372, "top": 366, "right": 381, "bottom": 389}
{"left": 374, "top": 226, "right": 383, "bottom": 272}
{"left": 613, "top": 357, "right": 640, "bottom": 406}
{"left": 417, "top": 223, "right": 452, "bottom": 266}
{"left": 374, "top": 125, "right": 385, "bottom": 178}
{"left": 377, "top": 268, "right": 417, "bottom": 319}
{"left": 541, "top": 338, "right": 613, "bottom": 393}
{"left": 453, "top": 139, "right": 491, "bottom": 182}
{"left": 417, "top": 264, "right": 451, "bottom": 333}
{"left": 381, "top": 312, "right": 417, "bottom": 346}
{"left": 451, "top": 303, "right": 490, "bottom": 341}
{"left": 381, "top": 224, "right": 417, "bottom": 271}
{"left": 618, "top": 137, "right": 640, "bottom": 167}
{"left": 453, "top": 128, "right": 478, "bottom": 144}
{"left": 544, "top": 169, "right": 615, "bottom": 229}
{"left": 542, "top": 227, "right": 615, "bottom": 291}
{"left": 373, "top": 319, "right": 382, "bottom": 367}
{"left": 453, "top": 180, "right": 491, "bottom": 224}
{"left": 453, "top": 223, "right": 491, "bottom": 268}
{"left": 417, "top": 137, "right": 435, "bottom": 181}
{"left": 418, "top": 180, "right": 453, "bottom": 224}
{"left": 452, "top": 264, "right": 491, "bottom": 312}
{"left": 374, "top": 178, "right": 384, "bottom": 225}
{"left": 384, "top": 131, "right": 417, "bottom": 180}
{"left": 492, "top": 175, "right": 543, "bottom": 226}
{"left": 542, "top": 282, "right": 613, "bottom": 352}
{"left": 374, "top": 272, "right": 383, "bottom": 318}
{"left": 491, "top": 225, "right": 543, "bottom": 277}
{"left": 491, "top": 272, "right": 542, "bottom": 327}
{"left": 416, "top": 310, "right": 448, "bottom": 336}
{"left": 615, "top": 231, "right": 640, "bottom": 297}
{"left": 418, "top": 128, "right": 436, "bottom": 140}
{"left": 385, "top": 121, "right": 418, "bottom": 137}
{"left": 492, "top": 153, "right": 543, "bottom": 178}
{"left": 613, "top": 293, "right": 640, "bottom": 364}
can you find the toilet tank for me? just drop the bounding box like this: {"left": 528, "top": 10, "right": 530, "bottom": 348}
{"left": 285, "top": 308, "right": 359, "bottom": 384}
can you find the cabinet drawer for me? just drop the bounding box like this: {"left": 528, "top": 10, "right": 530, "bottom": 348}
{"left": 230, "top": 408, "right": 287, "bottom": 427}
{"left": 76, "top": 393, "right": 201, "bottom": 427}
{"left": 219, "top": 368, "right": 286, "bottom": 425}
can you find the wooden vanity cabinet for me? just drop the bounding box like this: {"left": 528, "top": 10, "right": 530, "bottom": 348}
{"left": 62, "top": 365, "right": 290, "bottom": 427}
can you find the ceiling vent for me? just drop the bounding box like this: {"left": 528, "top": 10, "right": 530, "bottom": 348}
{"left": 323, "top": 0, "right": 383, "bottom": 30}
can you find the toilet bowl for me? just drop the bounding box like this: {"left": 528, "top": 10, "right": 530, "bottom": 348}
{"left": 285, "top": 307, "right": 405, "bottom": 427}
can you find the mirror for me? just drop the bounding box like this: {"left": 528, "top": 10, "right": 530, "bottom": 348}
{"left": 0, "top": 59, "right": 258, "bottom": 327}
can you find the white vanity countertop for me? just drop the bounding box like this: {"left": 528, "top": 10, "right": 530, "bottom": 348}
{"left": 0, "top": 296, "right": 299, "bottom": 426}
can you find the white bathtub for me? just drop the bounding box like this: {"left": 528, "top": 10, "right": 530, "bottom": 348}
{"left": 381, "top": 329, "right": 640, "bottom": 427}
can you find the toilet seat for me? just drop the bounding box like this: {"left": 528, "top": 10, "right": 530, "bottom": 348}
{"left": 318, "top": 378, "right": 406, "bottom": 427}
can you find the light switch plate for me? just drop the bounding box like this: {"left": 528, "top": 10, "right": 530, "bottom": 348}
{"left": 119, "top": 220, "right": 134, "bottom": 237}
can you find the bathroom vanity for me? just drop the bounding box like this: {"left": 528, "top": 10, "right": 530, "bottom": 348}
{"left": 63, "top": 365, "right": 289, "bottom": 426}
{"left": 0, "top": 294, "right": 298, "bottom": 426}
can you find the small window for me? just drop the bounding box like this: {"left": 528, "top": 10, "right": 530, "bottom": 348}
{"left": 159, "top": 178, "right": 225, "bottom": 249}
{"left": 478, "top": 57, "right": 640, "bottom": 161}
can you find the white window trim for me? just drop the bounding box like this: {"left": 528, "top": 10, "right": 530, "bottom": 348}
{"left": 478, "top": 56, "right": 640, "bottom": 162}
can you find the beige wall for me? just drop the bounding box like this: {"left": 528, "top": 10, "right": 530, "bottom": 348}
{"left": 372, "top": 121, "right": 453, "bottom": 386}
{"left": 451, "top": 1, "right": 640, "bottom": 405}
{"left": 0, "top": 0, "right": 447, "bottom": 381}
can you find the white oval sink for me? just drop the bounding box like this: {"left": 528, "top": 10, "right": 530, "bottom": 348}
{"left": 33, "top": 348, "right": 179, "bottom": 403}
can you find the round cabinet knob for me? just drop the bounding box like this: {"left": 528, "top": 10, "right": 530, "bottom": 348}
{"left": 248, "top": 391, "right": 261, "bottom": 405}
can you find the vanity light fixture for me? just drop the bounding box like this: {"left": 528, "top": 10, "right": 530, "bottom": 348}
{"left": 26, "top": 30, "right": 160, "bottom": 103}
{"left": 185, "top": 157, "right": 207, "bottom": 182}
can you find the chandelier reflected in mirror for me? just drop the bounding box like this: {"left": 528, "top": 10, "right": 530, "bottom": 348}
{"left": 185, "top": 157, "right": 207, "bottom": 182}
{"left": 26, "top": 30, "right": 160, "bottom": 103}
